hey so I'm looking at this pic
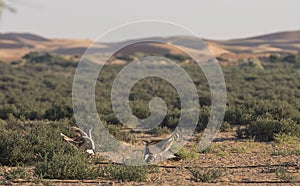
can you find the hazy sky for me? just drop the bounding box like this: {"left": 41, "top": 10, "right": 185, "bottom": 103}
{"left": 1, "top": 0, "right": 300, "bottom": 41}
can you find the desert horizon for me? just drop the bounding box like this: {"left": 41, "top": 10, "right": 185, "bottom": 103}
{"left": 0, "top": 0, "right": 300, "bottom": 185}
{"left": 1, "top": 29, "right": 299, "bottom": 64}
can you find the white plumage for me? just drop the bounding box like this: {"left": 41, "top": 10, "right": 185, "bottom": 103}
{"left": 144, "top": 131, "right": 180, "bottom": 163}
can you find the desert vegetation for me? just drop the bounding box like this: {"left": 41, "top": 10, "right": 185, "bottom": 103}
{"left": 0, "top": 52, "right": 299, "bottom": 184}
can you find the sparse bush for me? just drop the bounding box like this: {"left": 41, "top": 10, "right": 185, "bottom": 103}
{"left": 239, "top": 117, "right": 300, "bottom": 141}
{"left": 269, "top": 54, "right": 281, "bottom": 63}
{"left": 189, "top": 167, "right": 224, "bottom": 183}
{"left": 145, "top": 126, "right": 170, "bottom": 136}
{"left": 0, "top": 120, "right": 76, "bottom": 166}
{"left": 26, "top": 123, "right": 77, "bottom": 162}
{"left": 220, "top": 122, "right": 231, "bottom": 132}
{"left": 272, "top": 149, "right": 300, "bottom": 156}
{"left": 201, "top": 144, "right": 223, "bottom": 154}
{"left": 274, "top": 133, "right": 299, "bottom": 144}
{"left": 98, "top": 163, "right": 158, "bottom": 182}
{"left": 44, "top": 104, "right": 73, "bottom": 120}
{"left": 229, "top": 140, "right": 255, "bottom": 154}
{"left": 176, "top": 148, "right": 198, "bottom": 160}
{"left": 115, "top": 54, "right": 134, "bottom": 62}
{"left": 105, "top": 123, "right": 137, "bottom": 143}
{"left": 164, "top": 53, "right": 189, "bottom": 62}
{"left": 197, "top": 106, "right": 211, "bottom": 131}
{"left": 2, "top": 166, "right": 30, "bottom": 181}
{"left": 0, "top": 127, "right": 33, "bottom": 166}
{"left": 275, "top": 166, "right": 296, "bottom": 182}
{"left": 35, "top": 152, "right": 97, "bottom": 180}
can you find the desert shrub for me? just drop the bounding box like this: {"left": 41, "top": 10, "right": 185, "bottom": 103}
{"left": 0, "top": 120, "right": 76, "bottom": 166}
{"left": 145, "top": 126, "right": 170, "bottom": 136}
{"left": 251, "top": 100, "right": 299, "bottom": 122}
{"left": 0, "top": 127, "right": 33, "bottom": 166}
{"left": 229, "top": 139, "right": 255, "bottom": 154}
{"left": 130, "top": 101, "right": 151, "bottom": 119}
{"left": 1, "top": 53, "right": 300, "bottom": 146}
{"left": 197, "top": 106, "right": 211, "bottom": 131}
{"left": 2, "top": 166, "right": 30, "bottom": 181}
{"left": 164, "top": 53, "right": 189, "bottom": 62}
{"left": 269, "top": 54, "right": 281, "bottom": 63}
{"left": 241, "top": 117, "right": 300, "bottom": 141}
{"left": 274, "top": 133, "right": 299, "bottom": 144}
{"left": 175, "top": 148, "right": 198, "bottom": 160}
{"left": 44, "top": 104, "right": 73, "bottom": 120}
{"left": 189, "top": 167, "right": 224, "bottom": 183}
{"left": 224, "top": 105, "right": 245, "bottom": 124}
{"left": 275, "top": 166, "right": 296, "bottom": 182}
{"left": 115, "top": 55, "right": 134, "bottom": 62}
{"left": 272, "top": 149, "right": 300, "bottom": 156}
{"left": 163, "top": 108, "right": 180, "bottom": 129}
{"left": 283, "top": 54, "right": 298, "bottom": 64}
{"left": 198, "top": 92, "right": 211, "bottom": 106}
{"left": 0, "top": 119, "right": 6, "bottom": 125}
{"left": 25, "top": 52, "right": 77, "bottom": 67}
{"left": 35, "top": 152, "right": 97, "bottom": 180}
{"left": 98, "top": 163, "right": 158, "bottom": 182}
{"left": 201, "top": 144, "right": 224, "bottom": 154}
{"left": 0, "top": 104, "right": 19, "bottom": 120}
{"left": 26, "top": 123, "right": 77, "bottom": 162}
{"left": 102, "top": 113, "right": 119, "bottom": 124}
{"left": 220, "top": 122, "right": 231, "bottom": 132}
{"left": 104, "top": 123, "right": 136, "bottom": 143}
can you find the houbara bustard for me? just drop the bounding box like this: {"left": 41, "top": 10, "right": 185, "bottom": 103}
{"left": 144, "top": 130, "right": 180, "bottom": 164}
{"left": 61, "top": 127, "right": 95, "bottom": 155}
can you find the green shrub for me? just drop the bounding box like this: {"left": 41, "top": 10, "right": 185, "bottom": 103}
{"left": 189, "top": 167, "right": 224, "bottom": 183}
{"left": 164, "top": 53, "right": 189, "bottom": 62}
{"left": 197, "top": 106, "right": 211, "bottom": 131}
{"left": 145, "top": 126, "right": 170, "bottom": 136}
{"left": 201, "top": 144, "right": 224, "bottom": 154}
{"left": 35, "top": 152, "right": 97, "bottom": 180}
{"left": 0, "top": 120, "right": 76, "bottom": 166}
{"left": 44, "top": 104, "right": 73, "bottom": 120}
{"left": 26, "top": 123, "right": 77, "bottom": 161}
{"left": 272, "top": 149, "right": 300, "bottom": 156}
{"left": 175, "top": 148, "right": 198, "bottom": 160}
{"left": 0, "top": 128, "right": 33, "bottom": 166}
{"left": 2, "top": 166, "right": 30, "bottom": 181}
{"left": 240, "top": 117, "right": 300, "bottom": 141}
{"left": 105, "top": 123, "right": 137, "bottom": 143}
{"left": 98, "top": 163, "right": 158, "bottom": 182}
{"left": 220, "top": 122, "right": 231, "bottom": 132}
{"left": 274, "top": 133, "right": 299, "bottom": 144}
{"left": 275, "top": 166, "right": 296, "bottom": 182}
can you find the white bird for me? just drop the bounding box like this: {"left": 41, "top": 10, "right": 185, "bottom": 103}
{"left": 144, "top": 130, "right": 180, "bottom": 163}
{"left": 61, "top": 127, "right": 95, "bottom": 155}
{"left": 143, "top": 140, "right": 155, "bottom": 163}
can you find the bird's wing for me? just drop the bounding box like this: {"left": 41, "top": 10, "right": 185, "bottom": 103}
{"left": 88, "top": 128, "right": 96, "bottom": 150}
{"left": 88, "top": 128, "right": 93, "bottom": 138}
{"left": 162, "top": 151, "right": 176, "bottom": 159}
{"left": 155, "top": 136, "right": 174, "bottom": 150}
{"left": 155, "top": 132, "right": 180, "bottom": 154}
{"left": 60, "top": 133, "right": 82, "bottom": 145}
{"left": 71, "top": 127, "right": 88, "bottom": 137}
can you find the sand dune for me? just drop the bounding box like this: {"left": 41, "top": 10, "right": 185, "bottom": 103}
{"left": 0, "top": 31, "right": 299, "bottom": 62}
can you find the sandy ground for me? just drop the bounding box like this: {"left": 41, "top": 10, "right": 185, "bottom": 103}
{"left": 1, "top": 129, "right": 299, "bottom": 185}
